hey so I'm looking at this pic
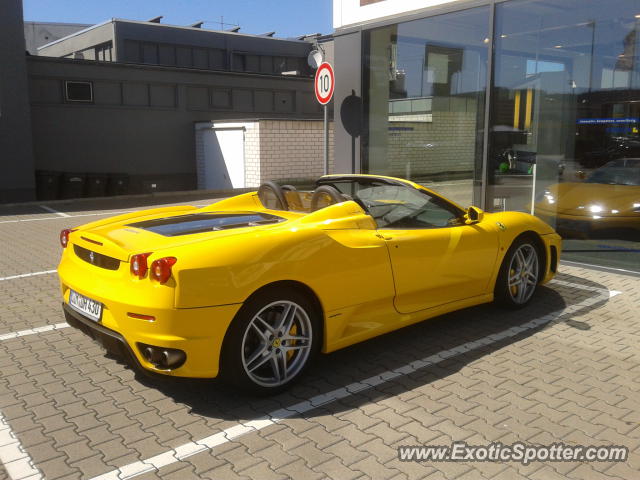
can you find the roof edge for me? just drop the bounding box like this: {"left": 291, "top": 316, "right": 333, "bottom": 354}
{"left": 37, "top": 19, "right": 114, "bottom": 51}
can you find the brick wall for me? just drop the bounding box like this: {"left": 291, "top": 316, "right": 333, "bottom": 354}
{"left": 245, "top": 119, "right": 335, "bottom": 187}
{"left": 386, "top": 110, "right": 478, "bottom": 180}
{"left": 244, "top": 122, "right": 261, "bottom": 187}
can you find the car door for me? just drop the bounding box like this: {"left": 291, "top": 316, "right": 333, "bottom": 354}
{"left": 374, "top": 189, "right": 500, "bottom": 314}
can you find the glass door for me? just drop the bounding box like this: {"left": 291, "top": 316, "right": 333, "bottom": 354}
{"left": 362, "top": 6, "right": 490, "bottom": 208}
{"left": 488, "top": 4, "right": 580, "bottom": 217}
{"left": 489, "top": 0, "right": 640, "bottom": 272}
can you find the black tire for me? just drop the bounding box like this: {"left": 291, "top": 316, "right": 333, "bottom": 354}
{"left": 220, "top": 286, "right": 321, "bottom": 395}
{"left": 494, "top": 235, "right": 542, "bottom": 309}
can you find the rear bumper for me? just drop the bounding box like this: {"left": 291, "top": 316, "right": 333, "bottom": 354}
{"left": 59, "top": 284, "right": 241, "bottom": 379}
{"left": 63, "top": 303, "right": 144, "bottom": 372}
{"left": 58, "top": 245, "right": 243, "bottom": 378}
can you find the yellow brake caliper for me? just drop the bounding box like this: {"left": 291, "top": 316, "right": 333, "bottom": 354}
{"left": 287, "top": 324, "right": 298, "bottom": 361}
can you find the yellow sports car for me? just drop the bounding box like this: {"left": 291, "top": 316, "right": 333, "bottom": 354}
{"left": 58, "top": 175, "right": 561, "bottom": 394}
{"left": 535, "top": 159, "right": 640, "bottom": 238}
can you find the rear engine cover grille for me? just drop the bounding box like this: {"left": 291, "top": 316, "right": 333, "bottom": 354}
{"left": 74, "top": 244, "right": 120, "bottom": 270}
{"left": 127, "top": 212, "right": 284, "bottom": 236}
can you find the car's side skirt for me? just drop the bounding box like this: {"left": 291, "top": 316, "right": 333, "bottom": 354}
{"left": 323, "top": 293, "right": 494, "bottom": 353}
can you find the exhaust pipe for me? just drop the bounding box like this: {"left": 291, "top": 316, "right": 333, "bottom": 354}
{"left": 138, "top": 343, "right": 186, "bottom": 370}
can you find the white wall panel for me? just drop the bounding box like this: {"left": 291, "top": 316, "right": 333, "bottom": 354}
{"left": 333, "top": 0, "right": 463, "bottom": 28}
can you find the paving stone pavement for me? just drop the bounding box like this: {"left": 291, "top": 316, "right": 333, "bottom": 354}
{"left": 0, "top": 197, "right": 638, "bottom": 479}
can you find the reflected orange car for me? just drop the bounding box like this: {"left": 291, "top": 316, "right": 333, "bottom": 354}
{"left": 535, "top": 159, "right": 640, "bottom": 237}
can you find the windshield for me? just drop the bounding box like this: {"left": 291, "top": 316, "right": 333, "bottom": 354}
{"left": 318, "top": 178, "right": 465, "bottom": 229}
{"left": 586, "top": 160, "right": 640, "bottom": 186}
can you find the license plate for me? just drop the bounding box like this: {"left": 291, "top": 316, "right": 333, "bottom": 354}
{"left": 69, "top": 290, "right": 102, "bottom": 322}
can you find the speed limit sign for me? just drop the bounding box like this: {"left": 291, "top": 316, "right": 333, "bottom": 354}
{"left": 314, "top": 62, "right": 334, "bottom": 105}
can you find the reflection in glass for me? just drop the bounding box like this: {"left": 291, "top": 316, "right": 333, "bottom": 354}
{"left": 363, "top": 7, "right": 489, "bottom": 206}
{"left": 489, "top": 0, "right": 640, "bottom": 271}
{"left": 535, "top": 159, "right": 640, "bottom": 239}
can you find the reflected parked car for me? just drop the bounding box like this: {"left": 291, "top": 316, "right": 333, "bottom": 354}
{"left": 535, "top": 158, "right": 640, "bottom": 238}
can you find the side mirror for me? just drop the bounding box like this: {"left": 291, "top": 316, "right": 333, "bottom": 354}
{"left": 465, "top": 206, "right": 484, "bottom": 225}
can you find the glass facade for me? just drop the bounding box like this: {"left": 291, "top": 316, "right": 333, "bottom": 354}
{"left": 363, "top": 7, "right": 489, "bottom": 206}
{"left": 363, "top": 0, "right": 640, "bottom": 272}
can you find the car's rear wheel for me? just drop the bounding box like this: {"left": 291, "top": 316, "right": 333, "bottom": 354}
{"left": 494, "top": 236, "right": 541, "bottom": 309}
{"left": 221, "top": 287, "right": 320, "bottom": 394}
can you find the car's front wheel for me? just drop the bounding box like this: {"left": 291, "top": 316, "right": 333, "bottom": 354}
{"left": 221, "top": 287, "right": 320, "bottom": 394}
{"left": 495, "top": 236, "right": 541, "bottom": 309}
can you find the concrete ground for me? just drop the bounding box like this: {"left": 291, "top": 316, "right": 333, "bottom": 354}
{"left": 0, "top": 195, "right": 638, "bottom": 480}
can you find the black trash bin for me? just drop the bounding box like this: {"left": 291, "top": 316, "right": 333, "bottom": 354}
{"left": 60, "top": 173, "right": 86, "bottom": 199}
{"left": 35, "top": 171, "right": 62, "bottom": 200}
{"left": 106, "top": 174, "right": 129, "bottom": 196}
{"left": 85, "top": 173, "right": 108, "bottom": 197}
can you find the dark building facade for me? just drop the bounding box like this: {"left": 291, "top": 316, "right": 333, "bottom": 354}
{"left": 27, "top": 56, "right": 322, "bottom": 194}
{"left": 0, "top": 0, "right": 36, "bottom": 202}
{"left": 37, "top": 18, "right": 315, "bottom": 77}
{"left": 1, "top": 9, "right": 326, "bottom": 202}
{"left": 333, "top": 0, "right": 640, "bottom": 272}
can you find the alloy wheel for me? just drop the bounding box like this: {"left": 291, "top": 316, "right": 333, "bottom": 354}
{"left": 241, "top": 300, "right": 313, "bottom": 387}
{"left": 507, "top": 244, "right": 539, "bottom": 304}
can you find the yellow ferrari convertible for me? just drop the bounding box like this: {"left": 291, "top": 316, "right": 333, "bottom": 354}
{"left": 58, "top": 175, "right": 561, "bottom": 393}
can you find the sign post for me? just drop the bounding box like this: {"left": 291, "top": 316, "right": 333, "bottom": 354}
{"left": 314, "top": 62, "right": 334, "bottom": 175}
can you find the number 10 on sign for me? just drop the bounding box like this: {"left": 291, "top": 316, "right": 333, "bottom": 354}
{"left": 315, "top": 62, "right": 334, "bottom": 175}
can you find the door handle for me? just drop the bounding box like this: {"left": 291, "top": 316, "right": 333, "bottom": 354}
{"left": 376, "top": 233, "right": 393, "bottom": 241}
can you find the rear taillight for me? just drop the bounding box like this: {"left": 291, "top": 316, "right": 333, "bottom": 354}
{"left": 150, "top": 257, "right": 177, "bottom": 284}
{"left": 60, "top": 229, "right": 77, "bottom": 248}
{"left": 130, "top": 252, "right": 152, "bottom": 278}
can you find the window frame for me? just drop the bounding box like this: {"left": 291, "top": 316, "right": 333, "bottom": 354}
{"left": 320, "top": 178, "right": 466, "bottom": 230}
{"left": 373, "top": 188, "right": 467, "bottom": 230}
{"left": 64, "top": 81, "right": 94, "bottom": 104}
